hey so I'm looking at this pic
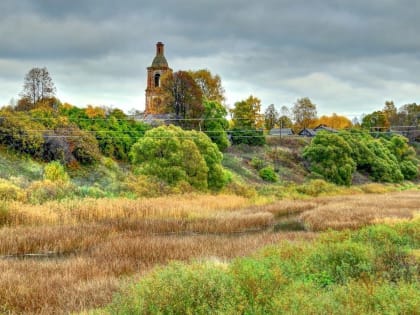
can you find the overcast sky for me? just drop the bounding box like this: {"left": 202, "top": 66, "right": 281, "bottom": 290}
{"left": 1, "top": 0, "right": 419, "bottom": 118}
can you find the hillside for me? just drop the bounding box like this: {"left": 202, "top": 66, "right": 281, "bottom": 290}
{"left": 0, "top": 132, "right": 419, "bottom": 203}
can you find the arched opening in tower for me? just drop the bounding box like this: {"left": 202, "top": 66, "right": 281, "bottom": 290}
{"left": 154, "top": 73, "right": 161, "bottom": 87}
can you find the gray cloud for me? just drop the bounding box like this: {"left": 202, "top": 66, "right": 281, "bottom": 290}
{"left": 0, "top": 0, "right": 419, "bottom": 116}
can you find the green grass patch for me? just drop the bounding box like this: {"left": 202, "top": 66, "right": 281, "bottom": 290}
{"left": 104, "top": 219, "right": 420, "bottom": 314}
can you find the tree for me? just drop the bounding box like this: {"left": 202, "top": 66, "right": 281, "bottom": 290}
{"left": 264, "top": 104, "right": 278, "bottom": 131}
{"left": 396, "top": 103, "right": 420, "bottom": 126}
{"left": 231, "top": 95, "right": 263, "bottom": 129}
{"left": 202, "top": 100, "right": 230, "bottom": 151}
{"left": 383, "top": 101, "right": 398, "bottom": 126}
{"left": 20, "top": 67, "right": 56, "bottom": 108}
{"left": 188, "top": 69, "right": 226, "bottom": 104}
{"left": 292, "top": 97, "right": 317, "bottom": 131}
{"left": 278, "top": 115, "right": 293, "bottom": 128}
{"left": 60, "top": 104, "right": 149, "bottom": 161}
{"left": 277, "top": 106, "right": 293, "bottom": 128}
{"left": 314, "top": 113, "right": 352, "bottom": 129}
{"left": 361, "top": 111, "right": 389, "bottom": 131}
{"left": 130, "top": 125, "right": 227, "bottom": 191}
{"left": 352, "top": 117, "right": 361, "bottom": 128}
{"left": 161, "top": 71, "right": 204, "bottom": 129}
{"left": 303, "top": 132, "right": 356, "bottom": 185}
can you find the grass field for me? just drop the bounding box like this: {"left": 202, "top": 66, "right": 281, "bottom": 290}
{"left": 0, "top": 190, "right": 419, "bottom": 314}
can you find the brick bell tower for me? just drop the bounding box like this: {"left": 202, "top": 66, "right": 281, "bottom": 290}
{"left": 145, "top": 42, "right": 172, "bottom": 114}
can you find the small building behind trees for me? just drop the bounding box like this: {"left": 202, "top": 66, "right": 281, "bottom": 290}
{"left": 298, "top": 124, "right": 338, "bottom": 137}
{"left": 269, "top": 128, "right": 294, "bottom": 136}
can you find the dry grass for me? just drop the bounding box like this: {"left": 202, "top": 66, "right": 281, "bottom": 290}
{"left": 2, "top": 194, "right": 251, "bottom": 226}
{"left": 300, "top": 191, "right": 420, "bottom": 231}
{"left": 0, "top": 232, "right": 314, "bottom": 315}
{"left": 1, "top": 190, "right": 419, "bottom": 314}
{"left": 250, "top": 200, "right": 318, "bottom": 217}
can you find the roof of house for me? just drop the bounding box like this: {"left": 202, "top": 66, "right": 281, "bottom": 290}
{"left": 298, "top": 128, "right": 317, "bottom": 136}
{"left": 313, "top": 124, "right": 338, "bottom": 133}
{"left": 269, "top": 128, "right": 294, "bottom": 136}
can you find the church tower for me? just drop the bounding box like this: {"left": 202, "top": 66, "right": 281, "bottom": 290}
{"left": 145, "top": 42, "right": 172, "bottom": 114}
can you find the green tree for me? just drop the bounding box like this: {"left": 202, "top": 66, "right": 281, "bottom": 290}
{"left": 231, "top": 95, "right": 263, "bottom": 129}
{"left": 303, "top": 132, "right": 356, "bottom": 185}
{"left": 130, "top": 125, "right": 226, "bottom": 191}
{"left": 386, "top": 135, "right": 418, "bottom": 179}
{"left": 292, "top": 97, "right": 317, "bottom": 131}
{"left": 277, "top": 115, "right": 293, "bottom": 128}
{"left": 202, "top": 100, "right": 229, "bottom": 151}
{"left": 264, "top": 104, "right": 278, "bottom": 131}
{"left": 336, "top": 131, "right": 416, "bottom": 183}
{"left": 60, "top": 104, "right": 149, "bottom": 161}
{"left": 361, "top": 111, "right": 389, "bottom": 131}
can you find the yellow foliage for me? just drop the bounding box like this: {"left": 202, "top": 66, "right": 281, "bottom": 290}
{"left": 311, "top": 113, "right": 352, "bottom": 129}
{"left": 0, "top": 179, "right": 26, "bottom": 201}
{"left": 85, "top": 105, "right": 106, "bottom": 118}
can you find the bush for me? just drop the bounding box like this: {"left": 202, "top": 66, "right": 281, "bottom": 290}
{"left": 109, "top": 262, "right": 241, "bottom": 315}
{"left": 230, "top": 128, "right": 266, "bottom": 146}
{"left": 304, "top": 130, "right": 419, "bottom": 184}
{"left": 306, "top": 241, "right": 375, "bottom": 286}
{"left": 0, "top": 110, "right": 45, "bottom": 156}
{"left": 27, "top": 180, "right": 76, "bottom": 204}
{"left": 296, "top": 179, "right": 338, "bottom": 197}
{"left": 230, "top": 256, "right": 287, "bottom": 312}
{"left": 222, "top": 181, "right": 257, "bottom": 198}
{"left": 0, "top": 179, "right": 25, "bottom": 201}
{"left": 259, "top": 166, "right": 278, "bottom": 182}
{"left": 43, "top": 161, "right": 69, "bottom": 182}
{"left": 250, "top": 157, "right": 266, "bottom": 170}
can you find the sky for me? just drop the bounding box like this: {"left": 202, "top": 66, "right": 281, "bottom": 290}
{"left": 1, "top": 0, "right": 420, "bottom": 119}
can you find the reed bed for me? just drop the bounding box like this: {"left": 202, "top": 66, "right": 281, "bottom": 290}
{"left": 0, "top": 190, "right": 419, "bottom": 314}
{"left": 0, "top": 232, "right": 314, "bottom": 315}
{"left": 2, "top": 194, "right": 251, "bottom": 227}
{"left": 300, "top": 191, "right": 420, "bottom": 231}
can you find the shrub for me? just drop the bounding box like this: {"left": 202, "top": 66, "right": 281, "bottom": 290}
{"left": 230, "top": 256, "right": 287, "bottom": 312}
{"left": 250, "top": 157, "right": 266, "bottom": 170}
{"left": 296, "top": 179, "right": 338, "bottom": 197}
{"left": 27, "top": 180, "right": 76, "bottom": 204}
{"left": 0, "top": 110, "right": 45, "bottom": 156}
{"left": 259, "top": 166, "right": 278, "bottom": 182}
{"left": 0, "top": 179, "right": 25, "bottom": 201}
{"left": 306, "top": 241, "right": 375, "bottom": 286}
{"left": 223, "top": 181, "right": 257, "bottom": 198}
{"left": 108, "top": 262, "right": 241, "bottom": 315}
{"left": 43, "top": 161, "right": 69, "bottom": 182}
{"left": 230, "top": 128, "right": 266, "bottom": 146}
